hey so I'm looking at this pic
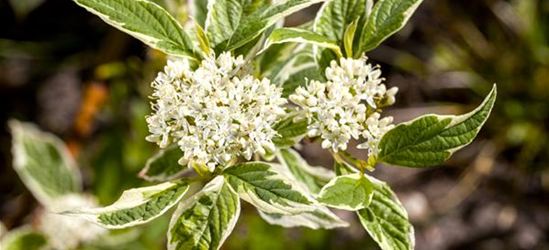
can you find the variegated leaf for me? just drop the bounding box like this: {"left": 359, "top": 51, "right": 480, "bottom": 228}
{"left": 378, "top": 85, "right": 497, "bottom": 167}
{"left": 223, "top": 162, "right": 316, "bottom": 215}
{"left": 9, "top": 120, "right": 81, "bottom": 207}
{"left": 71, "top": 0, "right": 195, "bottom": 57}
{"left": 258, "top": 205, "right": 348, "bottom": 229}
{"left": 65, "top": 181, "right": 189, "bottom": 229}
{"left": 168, "top": 176, "right": 240, "bottom": 250}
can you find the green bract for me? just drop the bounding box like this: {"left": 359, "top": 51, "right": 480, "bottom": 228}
{"left": 6, "top": 0, "right": 497, "bottom": 250}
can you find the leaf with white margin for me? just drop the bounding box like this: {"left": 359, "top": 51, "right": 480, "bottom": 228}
{"left": 264, "top": 45, "right": 322, "bottom": 98}
{"left": 0, "top": 226, "right": 48, "bottom": 250}
{"left": 226, "top": 0, "right": 326, "bottom": 50}
{"left": 272, "top": 115, "right": 309, "bottom": 147}
{"left": 317, "top": 173, "right": 374, "bottom": 211}
{"left": 168, "top": 176, "right": 240, "bottom": 250}
{"left": 71, "top": 0, "right": 195, "bottom": 58}
{"left": 9, "top": 120, "right": 81, "bottom": 207}
{"left": 139, "top": 146, "right": 190, "bottom": 182}
{"left": 223, "top": 162, "right": 316, "bottom": 215}
{"left": 333, "top": 161, "right": 358, "bottom": 177}
{"left": 260, "top": 28, "right": 341, "bottom": 56}
{"left": 258, "top": 205, "right": 349, "bottom": 229}
{"left": 357, "top": 175, "right": 414, "bottom": 250}
{"left": 189, "top": 0, "right": 208, "bottom": 27}
{"left": 377, "top": 85, "right": 497, "bottom": 167}
{"left": 358, "top": 0, "right": 423, "bottom": 54}
{"left": 65, "top": 181, "right": 189, "bottom": 229}
{"left": 277, "top": 148, "right": 334, "bottom": 193}
{"left": 205, "top": 0, "right": 270, "bottom": 49}
{"left": 314, "top": 0, "right": 367, "bottom": 43}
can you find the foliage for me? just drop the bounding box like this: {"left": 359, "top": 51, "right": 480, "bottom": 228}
{"left": 4, "top": 0, "right": 498, "bottom": 250}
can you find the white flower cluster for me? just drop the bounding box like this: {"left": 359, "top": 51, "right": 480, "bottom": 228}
{"left": 290, "top": 57, "right": 397, "bottom": 154}
{"left": 38, "top": 194, "right": 106, "bottom": 250}
{"left": 146, "top": 52, "right": 287, "bottom": 171}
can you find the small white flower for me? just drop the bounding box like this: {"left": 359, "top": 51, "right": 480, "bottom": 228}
{"left": 290, "top": 56, "right": 396, "bottom": 154}
{"left": 146, "top": 52, "right": 286, "bottom": 171}
{"left": 38, "top": 194, "right": 106, "bottom": 250}
{"left": 357, "top": 113, "right": 394, "bottom": 155}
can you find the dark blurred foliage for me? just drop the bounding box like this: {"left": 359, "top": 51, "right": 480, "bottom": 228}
{"left": 0, "top": 0, "right": 548, "bottom": 249}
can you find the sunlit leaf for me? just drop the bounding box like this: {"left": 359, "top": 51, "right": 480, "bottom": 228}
{"left": 168, "top": 176, "right": 240, "bottom": 250}
{"left": 258, "top": 205, "right": 348, "bottom": 229}
{"left": 72, "top": 0, "right": 195, "bottom": 57}
{"left": 357, "top": 176, "right": 414, "bottom": 250}
{"left": 261, "top": 28, "right": 341, "bottom": 56}
{"left": 226, "top": 0, "right": 326, "bottom": 50}
{"left": 358, "top": 0, "right": 423, "bottom": 54}
{"left": 317, "top": 174, "right": 374, "bottom": 211}
{"left": 223, "top": 162, "right": 315, "bottom": 215}
{"left": 9, "top": 120, "right": 81, "bottom": 207}
{"left": 277, "top": 148, "right": 334, "bottom": 193}
{"left": 66, "top": 181, "right": 189, "bottom": 229}
{"left": 378, "top": 85, "right": 497, "bottom": 167}
{"left": 139, "top": 146, "right": 189, "bottom": 182}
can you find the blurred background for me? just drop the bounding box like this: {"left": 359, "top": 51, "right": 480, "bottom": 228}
{"left": 0, "top": 0, "right": 548, "bottom": 249}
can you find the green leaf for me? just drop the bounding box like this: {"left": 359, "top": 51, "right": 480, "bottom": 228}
{"left": 226, "top": 0, "right": 326, "bottom": 51}
{"left": 205, "top": 0, "right": 270, "bottom": 50}
{"left": 378, "top": 85, "right": 497, "bottom": 167}
{"left": 258, "top": 205, "right": 348, "bottom": 229}
{"left": 334, "top": 161, "right": 358, "bottom": 176}
{"left": 259, "top": 42, "right": 295, "bottom": 76}
{"left": 357, "top": 176, "right": 414, "bottom": 250}
{"left": 71, "top": 0, "right": 194, "bottom": 57}
{"left": 9, "top": 120, "right": 81, "bottom": 207}
{"left": 168, "top": 176, "right": 240, "bottom": 250}
{"left": 272, "top": 116, "right": 309, "bottom": 147}
{"left": 261, "top": 28, "right": 342, "bottom": 56}
{"left": 193, "top": 17, "right": 212, "bottom": 55}
{"left": 0, "top": 226, "right": 48, "bottom": 250}
{"left": 223, "top": 162, "right": 315, "bottom": 215}
{"left": 139, "top": 146, "right": 189, "bottom": 182}
{"left": 314, "top": 0, "right": 367, "bottom": 43}
{"left": 66, "top": 181, "right": 189, "bottom": 229}
{"left": 343, "top": 19, "right": 359, "bottom": 57}
{"left": 314, "top": 0, "right": 367, "bottom": 58}
{"left": 277, "top": 148, "right": 334, "bottom": 193}
{"left": 317, "top": 174, "right": 374, "bottom": 211}
{"left": 264, "top": 45, "right": 322, "bottom": 98}
{"left": 189, "top": 0, "right": 208, "bottom": 27}
{"left": 358, "top": 0, "right": 423, "bottom": 54}
{"left": 281, "top": 64, "right": 324, "bottom": 98}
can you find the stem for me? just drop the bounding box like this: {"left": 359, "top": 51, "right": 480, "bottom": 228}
{"left": 340, "top": 151, "right": 375, "bottom": 172}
